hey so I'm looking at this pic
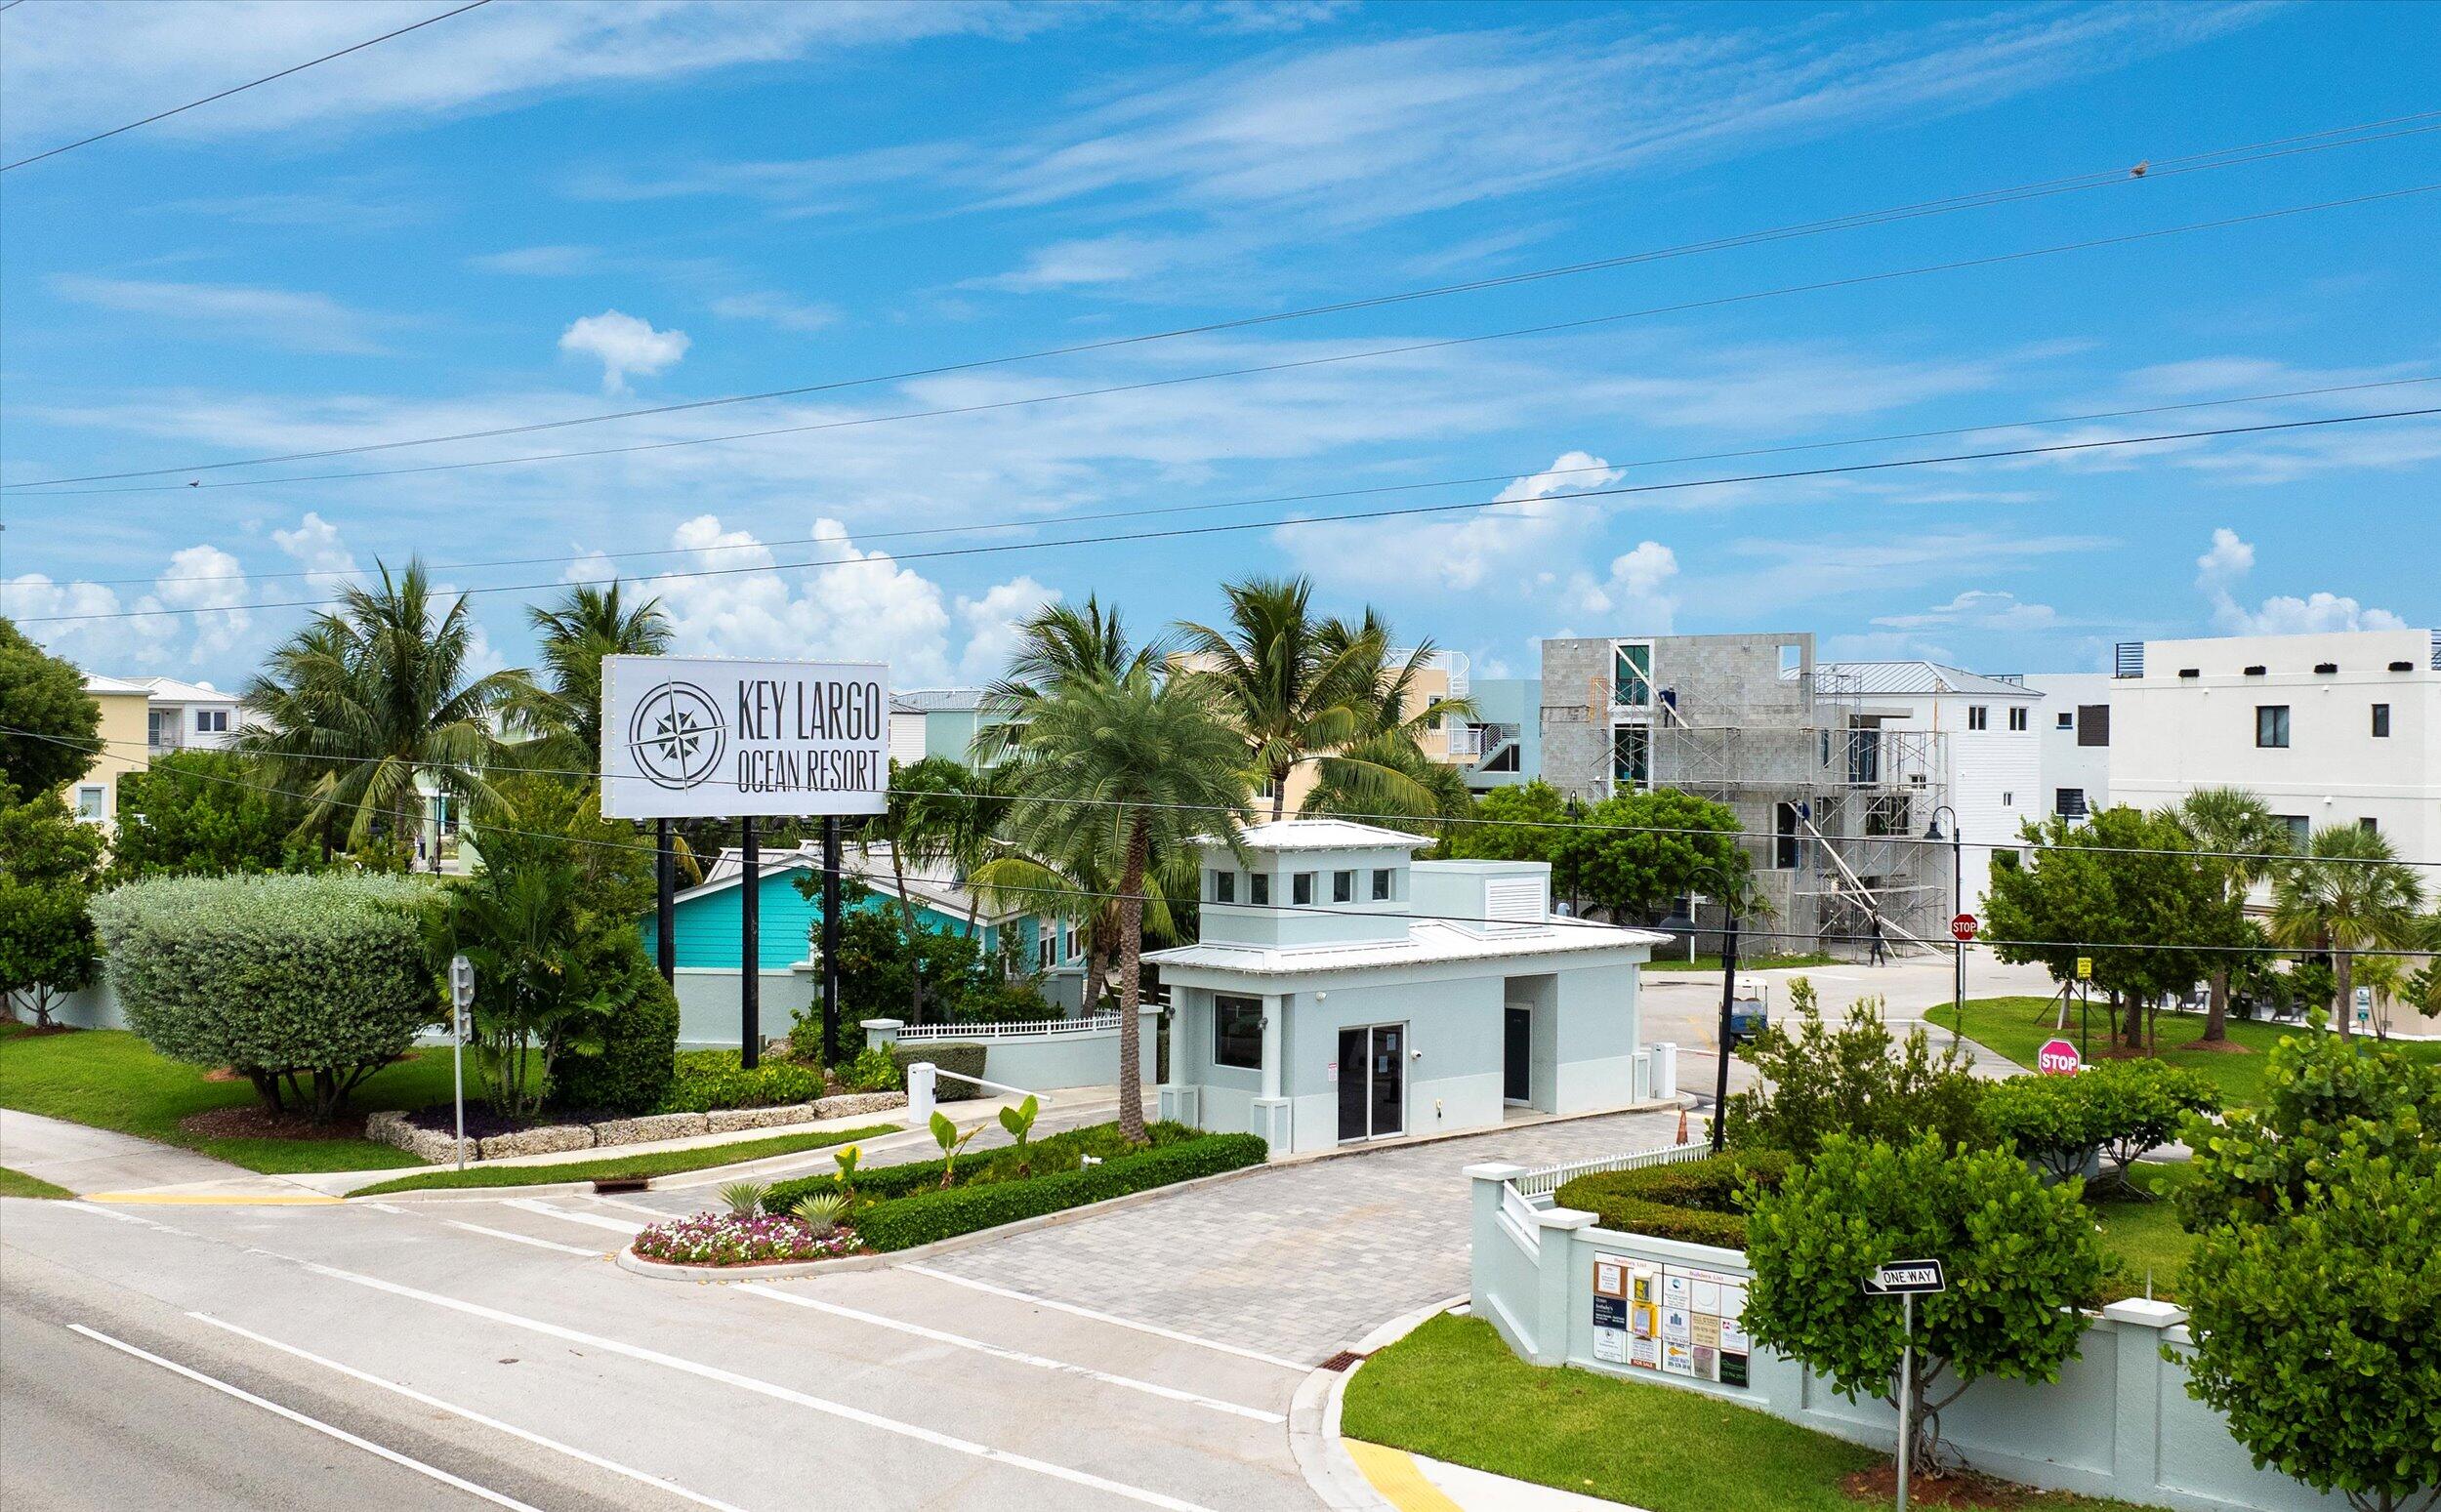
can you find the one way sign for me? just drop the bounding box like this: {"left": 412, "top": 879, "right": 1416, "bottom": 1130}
{"left": 1862, "top": 1259, "right": 1947, "bottom": 1295}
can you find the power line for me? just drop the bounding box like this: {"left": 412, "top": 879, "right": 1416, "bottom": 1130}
{"left": 0, "top": 0, "right": 495, "bottom": 173}
{"left": 17, "top": 404, "right": 2437, "bottom": 625}
{"left": 26, "top": 724, "right": 2441, "bottom": 873}
{"left": 9, "top": 119, "right": 2439, "bottom": 489}
{"left": 51, "top": 730, "right": 2436, "bottom": 960}
{"left": 25, "top": 373, "right": 2436, "bottom": 592}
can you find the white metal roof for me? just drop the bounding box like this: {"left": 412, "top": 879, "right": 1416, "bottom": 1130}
{"left": 1207, "top": 819, "right": 1434, "bottom": 852}
{"left": 890, "top": 687, "right": 994, "bottom": 715}
{"left": 81, "top": 674, "right": 151, "bottom": 696}
{"left": 133, "top": 675, "right": 237, "bottom": 704}
{"left": 1146, "top": 917, "right": 1665, "bottom": 978}
{"left": 1816, "top": 660, "right": 2040, "bottom": 699}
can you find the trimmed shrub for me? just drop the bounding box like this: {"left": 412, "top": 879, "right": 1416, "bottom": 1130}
{"left": 1722, "top": 984, "right": 1988, "bottom": 1158}
{"left": 891, "top": 1040, "right": 985, "bottom": 1093}
{"left": 836, "top": 1044, "right": 902, "bottom": 1093}
{"left": 1554, "top": 1151, "right": 1791, "bottom": 1249}
{"left": 765, "top": 1120, "right": 1202, "bottom": 1211}
{"left": 91, "top": 873, "right": 437, "bottom": 1122}
{"left": 655, "top": 1049, "right": 822, "bottom": 1113}
{"left": 849, "top": 1133, "right": 1267, "bottom": 1250}
{"left": 1983, "top": 1059, "right": 2217, "bottom": 1194}
{"left": 550, "top": 939, "right": 679, "bottom": 1115}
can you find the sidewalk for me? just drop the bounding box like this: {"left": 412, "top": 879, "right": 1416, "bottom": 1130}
{"left": 0, "top": 1108, "right": 332, "bottom": 1203}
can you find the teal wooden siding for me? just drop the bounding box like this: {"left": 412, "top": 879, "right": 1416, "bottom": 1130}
{"left": 641, "top": 864, "right": 1001, "bottom": 971}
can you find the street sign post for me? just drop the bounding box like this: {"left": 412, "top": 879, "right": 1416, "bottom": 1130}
{"left": 447, "top": 954, "right": 476, "bottom": 1172}
{"left": 1949, "top": 913, "right": 1976, "bottom": 942}
{"left": 2037, "top": 1038, "right": 2083, "bottom": 1076}
{"left": 1862, "top": 1259, "right": 1947, "bottom": 1512}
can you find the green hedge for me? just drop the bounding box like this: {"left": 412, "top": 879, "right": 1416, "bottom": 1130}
{"left": 550, "top": 941, "right": 679, "bottom": 1114}
{"left": 890, "top": 1040, "right": 985, "bottom": 1092}
{"left": 850, "top": 1132, "right": 1268, "bottom": 1250}
{"left": 655, "top": 1049, "right": 823, "bottom": 1113}
{"left": 764, "top": 1120, "right": 1202, "bottom": 1210}
{"left": 1553, "top": 1150, "right": 1791, "bottom": 1249}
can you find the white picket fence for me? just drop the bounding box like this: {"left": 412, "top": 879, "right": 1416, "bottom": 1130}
{"left": 892, "top": 1010, "right": 1125, "bottom": 1043}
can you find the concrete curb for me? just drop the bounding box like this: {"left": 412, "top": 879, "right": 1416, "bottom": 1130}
{"left": 610, "top": 1158, "right": 1281, "bottom": 1282}
{"left": 1289, "top": 1293, "right": 1466, "bottom": 1512}
{"left": 335, "top": 1122, "right": 918, "bottom": 1204}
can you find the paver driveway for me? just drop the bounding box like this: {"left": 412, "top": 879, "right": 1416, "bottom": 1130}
{"left": 921, "top": 1107, "right": 1685, "bottom": 1366}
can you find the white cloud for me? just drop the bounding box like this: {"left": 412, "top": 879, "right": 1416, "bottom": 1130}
{"left": 470, "top": 245, "right": 600, "bottom": 276}
{"left": 1567, "top": 541, "right": 1679, "bottom": 630}
{"left": 559, "top": 310, "right": 689, "bottom": 393}
{"left": 1872, "top": 589, "right": 2060, "bottom": 633}
{"left": 272, "top": 511, "right": 362, "bottom": 585}
{"left": 4, "top": 542, "right": 258, "bottom": 671}
{"left": 47, "top": 274, "right": 389, "bottom": 355}
{"left": 707, "top": 292, "right": 839, "bottom": 333}
{"left": 1274, "top": 450, "right": 1621, "bottom": 591}
{"left": 2193, "top": 526, "right": 2406, "bottom": 634}
{"left": 955, "top": 577, "right": 1058, "bottom": 683}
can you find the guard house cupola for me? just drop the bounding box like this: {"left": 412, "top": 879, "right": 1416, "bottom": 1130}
{"left": 1196, "top": 820, "right": 1430, "bottom": 951}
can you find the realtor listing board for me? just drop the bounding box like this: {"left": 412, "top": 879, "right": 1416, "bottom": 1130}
{"left": 1592, "top": 1251, "right": 1751, "bottom": 1388}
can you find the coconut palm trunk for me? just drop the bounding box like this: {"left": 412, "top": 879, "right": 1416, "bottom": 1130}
{"left": 2334, "top": 943, "right": 2353, "bottom": 1042}
{"left": 1114, "top": 818, "right": 1151, "bottom": 1142}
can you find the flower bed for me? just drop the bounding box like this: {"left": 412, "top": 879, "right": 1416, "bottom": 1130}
{"left": 631, "top": 1211, "right": 861, "bottom": 1267}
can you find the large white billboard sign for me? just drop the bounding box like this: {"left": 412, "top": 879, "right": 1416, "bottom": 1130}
{"left": 600, "top": 656, "right": 890, "bottom": 820}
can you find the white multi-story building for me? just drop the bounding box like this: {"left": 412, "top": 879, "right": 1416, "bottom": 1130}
{"left": 2023, "top": 672, "right": 2115, "bottom": 823}
{"left": 1815, "top": 661, "right": 2045, "bottom": 914}
{"left": 2105, "top": 628, "right": 2440, "bottom": 868}
{"left": 133, "top": 675, "right": 246, "bottom": 752}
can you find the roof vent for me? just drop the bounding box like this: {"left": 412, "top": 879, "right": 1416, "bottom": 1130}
{"left": 2243, "top": 665, "right": 2267, "bottom": 676}
{"left": 2315, "top": 662, "right": 2338, "bottom": 674}
{"left": 2390, "top": 660, "right": 2416, "bottom": 673}
{"left": 2178, "top": 668, "right": 2201, "bottom": 678}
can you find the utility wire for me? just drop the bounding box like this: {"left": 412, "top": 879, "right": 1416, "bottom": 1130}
{"left": 26, "top": 725, "right": 2441, "bottom": 873}
{"left": 9, "top": 117, "right": 2440, "bottom": 489}
{"left": 0, "top": 0, "right": 495, "bottom": 173}
{"left": 30, "top": 373, "right": 2438, "bottom": 590}
{"left": 38, "top": 728, "right": 2434, "bottom": 960}
{"left": 17, "top": 404, "right": 2437, "bottom": 625}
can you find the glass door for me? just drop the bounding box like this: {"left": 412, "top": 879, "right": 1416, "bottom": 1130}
{"left": 1337, "top": 1027, "right": 1368, "bottom": 1142}
{"left": 1368, "top": 1025, "right": 1404, "bottom": 1138}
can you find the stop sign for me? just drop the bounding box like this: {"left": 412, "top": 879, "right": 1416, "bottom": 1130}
{"left": 2037, "top": 1039, "right": 2082, "bottom": 1075}
{"left": 1950, "top": 913, "right": 1977, "bottom": 942}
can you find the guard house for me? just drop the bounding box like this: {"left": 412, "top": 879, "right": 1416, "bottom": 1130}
{"left": 1147, "top": 820, "right": 1668, "bottom": 1155}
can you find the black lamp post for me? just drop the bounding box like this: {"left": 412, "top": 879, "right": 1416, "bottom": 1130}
{"left": 1691, "top": 863, "right": 1742, "bottom": 1154}
{"left": 1924, "top": 805, "right": 1963, "bottom": 1050}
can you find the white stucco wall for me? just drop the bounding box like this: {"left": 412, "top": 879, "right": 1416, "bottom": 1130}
{"left": 2025, "top": 672, "right": 2116, "bottom": 821}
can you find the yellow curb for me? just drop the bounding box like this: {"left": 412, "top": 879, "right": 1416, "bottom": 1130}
{"left": 84, "top": 1192, "right": 345, "bottom": 1206}
{"left": 1344, "top": 1440, "right": 1465, "bottom": 1512}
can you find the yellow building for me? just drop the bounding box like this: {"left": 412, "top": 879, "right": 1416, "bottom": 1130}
{"left": 73, "top": 674, "right": 151, "bottom": 830}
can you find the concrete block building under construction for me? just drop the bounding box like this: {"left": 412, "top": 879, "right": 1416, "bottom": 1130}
{"left": 1538, "top": 633, "right": 1954, "bottom": 958}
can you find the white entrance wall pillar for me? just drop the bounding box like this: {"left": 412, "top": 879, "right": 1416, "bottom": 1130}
{"left": 1250, "top": 992, "right": 1290, "bottom": 1153}
{"left": 2102, "top": 1296, "right": 2186, "bottom": 1492}
{"left": 906, "top": 1061, "right": 936, "bottom": 1125}
{"left": 1157, "top": 996, "right": 1200, "bottom": 1127}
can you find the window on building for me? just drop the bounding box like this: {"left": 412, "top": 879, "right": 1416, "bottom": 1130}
{"left": 1214, "top": 996, "right": 1263, "bottom": 1069}
{"left": 2055, "top": 788, "right": 2088, "bottom": 818}
{"left": 74, "top": 785, "right": 107, "bottom": 822}
{"left": 1778, "top": 643, "right": 1803, "bottom": 676}
{"left": 1249, "top": 873, "right": 1270, "bottom": 907}
{"left": 1332, "top": 870, "right": 1354, "bottom": 903}
{"left": 2076, "top": 705, "right": 2111, "bottom": 747}
{"left": 1037, "top": 924, "right": 1055, "bottom": 971}
{"left": 2274, "top": 814, "right": 2311, "bottom": 850}
{"left": 1613, "top": 642, "right": 1653, "bottom": 707}
{"left": 1292, "top": 872, "right": 1314, "bottom": 906}
{"left": 1611, "top": 724, "right": 1650, "bottom": 789}
{"left": 1966, "top": 706, "right": 1989, "bottom": 731}
{"left": 1065, "top": 924, "right": 1083, "bottom": 962}
{"left": 2372, "top": 703, "right": 2390, "bottom": 738}
{"left": 2055, "top": 711, "right": 2073, "bottom": 730}
{"left": 1865, "top": 795, "right": 1913, "bottom": 837}
{"left": 2007, "top": 706, "right": 2028, "bottom": 732}
{"left": 2255, "top": 705, "right": 2291, "bottom": 749}
{"left": 147, "top": 710, "right": 173, "bottom": 748}
{"left": 1773, "top": 801, "right": 1801, "bottom": 869}
{"left": 1209, "top": 870, "right": 1236, "bottom": 904}
{"left": 195, "top": 708, "right": 228, "bottom": 733}
{"left": 2001, "top": 792, "right": 2014, "bottom": 807}
{"left": 2360, "top": 817, "right": 2380, "bottom": 835}
{"left": 1372, "top": 868, "right": 1393, "bottom": 901}
{"left": 1424, "top": 712, "right": 1442, "bottom": 732}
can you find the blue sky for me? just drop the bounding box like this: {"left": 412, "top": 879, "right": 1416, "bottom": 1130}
{"left": 4, "top": 0, "right": 2436, "bottom": 692}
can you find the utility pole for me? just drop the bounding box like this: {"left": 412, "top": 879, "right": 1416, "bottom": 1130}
{"left": 821, "top": 814, "right": 843, "bottom": 1065}
{"left": 1713, "top": 899, "right": 1740, "bottom": 1155}
{"left": 740, "top": 817, "right": 760, "bottom": 1069}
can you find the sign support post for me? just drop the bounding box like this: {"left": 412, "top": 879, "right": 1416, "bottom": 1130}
{"left": 740, "top": 816, "right": 760, "bottom": 1069}
{"left": 1862, "top": 1258, "right": 1947, "bottom": 1512}
{"left": 654, "top": 818, "right": 676, "bottom": 984}
{"left": 821, "top": 814, "right": 843, "bottom": 1065}
{"left": 447, "top": 954, "right": 476, "bottom": 1172}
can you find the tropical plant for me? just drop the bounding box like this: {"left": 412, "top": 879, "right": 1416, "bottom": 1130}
{"left": 2175, "top": 1036, "right": 2440, "bottom": 1512}
{"left": 832, "top": 1143, "right": 862, "bottom": 1189}
{"left": 867, "top": 756, "right": 978, "bottom": 1023}
{"left": 1297, "top": 608, "right": 1477, "bottom": 825}
{"left": 1721, "top": 984, "right": 1988, "bottom": 1158}
{"left": 1175, "top": 575, "right": 1374, "bottom": 821}
{"left": 1739, "top": 1133, "right": 2104, "bottom": 1472}
{"left": 997, "top": 666, "right": 1250, "bottom": 1141}
{"left": 996, "top": 1092, "right": 1041, "bottom": 1173}
{"left": 2170, "top": 787, "right": 2293, "bottom": 1042}
{"left": 719, "top": 1179, "right": 769, "bottom": 1217}
{"left": 978, "top": 593, "right": 1160, "bottom": 755}
{"left": 1981, "top": 1058, "right": 2217, "bottom": 1197}
{"left": 2268, "top": 823, "right": 2426, "bottom": 1042}
{"left": 791, "top": 1191, "right": 848, "bottom": 1236}
{"left": 0, "top": 616, "right": 101, "bottom": 799}
{"left": 501, "top": 581, "right": 671, "bottom": 776}
{"left": 548, "top": 937, "right": 680, "bottom": 1115}
{"left": 238, "top": 560, "right": 528, "bottom": 852}
{"left": 1439, "top": 780, "right": 1573, "bottom": 866}
{"left": 104, "top": 750, "right": 318, "bottom": 880}
{"left": 929, "top": 1109, "right": 979, "bottom": 1187}
{"left": 0, "top": 792, "right": 106, "bottom": 1027}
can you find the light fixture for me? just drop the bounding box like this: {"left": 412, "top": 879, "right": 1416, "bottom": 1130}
{"left": 1924, "top": 814, "right": 1946, "bottom": 841}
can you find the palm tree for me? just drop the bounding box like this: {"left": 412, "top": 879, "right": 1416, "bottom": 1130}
{"left": 504, "top": 582, "right": 672, "bottom": 775}
{"left": 2172, "top": 787, "right": 2292, "bottom": 1042}
{"left": 240, "top": 560, "right": 528, "bottom": 854}
{"left": 1300, "top": 610, "right": 1478, "bottom": 826}
{"left": 2268, "top": 824, "right": 2426, "bottom": 1041}
{"left": 999, "top": 668, "right": 1249, "bottom": 1141}
{"left": 1175, "top": 576, "right": 1378, "bottom": 821}
{"left": 975, "top": 593, "right": 1160, "bottom": 762}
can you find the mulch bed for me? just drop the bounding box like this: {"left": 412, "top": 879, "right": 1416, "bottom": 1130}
{"left": 1841, "top": 1465, "right": 2083, "bottom": 1507}
{"left": 180, "top": 1107, "right": 373, "bottom": 1143}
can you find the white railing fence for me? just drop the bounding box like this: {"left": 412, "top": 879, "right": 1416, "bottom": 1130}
{"left": 1510, "top": 1138, "right": 1709, "bottom": 1200}
{"left": 894, "top": 1010, "right": 1124, "bottom": 1042}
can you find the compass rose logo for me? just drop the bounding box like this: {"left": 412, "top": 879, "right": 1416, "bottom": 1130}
{"left": 629, "top": 681, "right": 725, "bottom": 791}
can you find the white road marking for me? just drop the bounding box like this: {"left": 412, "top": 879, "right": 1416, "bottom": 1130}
{"left": 499, "top": 1198, "right": 642, "bottom": 1236}
{"left": 59, "top": 1203, "right": 188, "bottom": 1235}
{"left": 902, "top": 1265, "right": 1308, "bottom": 1372}
{"left": 65, "top": 1323, "right": 545, "bottom": 1512}
{"left": 738, "top": 1283, "right": 1284, "bottom": 1424}
{"left": 365, "top": 1202, "right": 409, "bottom": 1214}
{"left": 186, "top": 1312, "right": 751, "bottom": 1512}
{"left": 442, "top": 1220, "right": 605, "bottom": 1257}
{"left": 299, "top": 1259, "right": 1223, "bottom": 1512}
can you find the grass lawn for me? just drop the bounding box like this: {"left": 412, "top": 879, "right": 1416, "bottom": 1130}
{"left": 1344, "top": 1313, "right": 2163, "bottom": 1511}
{"left": 2094, "top": 1164, "right": 2197, "bottom": 1304}
{"left": 0, "top": 1165, "right": 72, "bottom": 1199}
{"left": 1647, "top": 953, "right": 1838, "bottom": 974}
{"left": 0, "top": 1028, "right": 453, "bottom": 1173}
{"left": 1924, "top": 998, "right": 2441, "bottom": 1108}
{"left": 346, "top": 1124, "right": 899, "bottom": 1196}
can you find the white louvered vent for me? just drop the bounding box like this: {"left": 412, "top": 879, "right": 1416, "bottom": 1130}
{"left": 1483, "top": 876, "right": 1546, "bottom": 924}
